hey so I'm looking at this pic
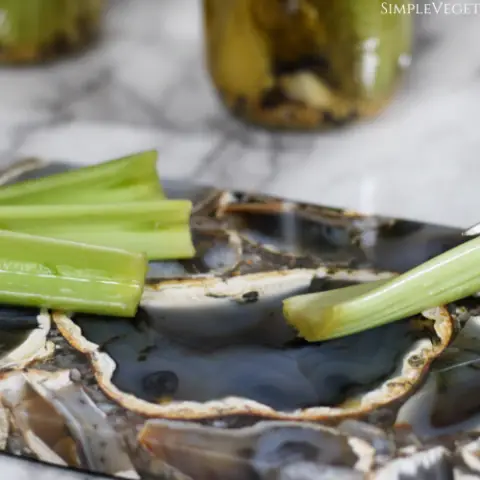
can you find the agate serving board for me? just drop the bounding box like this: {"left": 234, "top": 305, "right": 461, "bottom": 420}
{"left": 0, "top": 158, "right": 479, "bottom": 480}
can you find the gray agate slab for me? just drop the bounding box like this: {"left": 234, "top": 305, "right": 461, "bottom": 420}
{"left": 0, "top": 159, "right": 478, "bottom": 480}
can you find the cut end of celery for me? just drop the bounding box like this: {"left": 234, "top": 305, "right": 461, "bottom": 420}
{"left": 283, "top": 295, "right": 325, "bottom": 342}
{"left": 283, "top": 294, "right": 356, "bottom": 342}
{"left": 282, "top": 279, "right": 393, "bottom": 342}
{"left": 283, "top": 298, "right": 358, "bottom": 342}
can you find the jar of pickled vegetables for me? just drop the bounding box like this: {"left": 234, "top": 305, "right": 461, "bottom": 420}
{"left": 0, "top": 0, "right": 105, "bottom": 64}
{"left": 203, "top": 0, "right": 412, "bottom": 130}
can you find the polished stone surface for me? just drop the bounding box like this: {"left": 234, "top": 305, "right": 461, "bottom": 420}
{"left": 0, "top": 0, "right": 479, "bottom": 228}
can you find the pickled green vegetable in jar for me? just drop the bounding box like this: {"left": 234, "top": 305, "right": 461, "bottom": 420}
{"left": 0, "top": 0, "right": 105, "bottom": 64}
{"left": 203, "top": 0, "right": 413, "bottom": 129}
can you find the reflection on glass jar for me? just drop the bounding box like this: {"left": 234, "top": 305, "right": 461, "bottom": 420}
{"left": 203, "top": 0, "right": 412, "bottom": 130}
{"left": 0, "top": 0, "right": 105, "bottom": 64}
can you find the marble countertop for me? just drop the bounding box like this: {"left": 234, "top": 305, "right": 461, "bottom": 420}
{"left": 0, "top": 0, "right": 479, "bottom": 229}
{"left": 0, "top": 2, "right": 479, "bottom": 477}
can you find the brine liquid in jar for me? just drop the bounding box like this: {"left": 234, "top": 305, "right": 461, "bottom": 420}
{"left": 203, "top": 0, "right": 413, "bottom": 130}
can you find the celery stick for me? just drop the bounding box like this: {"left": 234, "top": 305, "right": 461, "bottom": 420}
{"left": 6, "top": 180, "right": 164, "bottom": 205}
{"left": 28, "top": 226, "right": 196, "bottom": 260}
{"left": 0, "top": 150, "right": 164, "bottom": 204}
{"left": 0, "top": 201, "right": 196, "bottom": 260}
{"left": 0, "top": 200, "right": 192, "bottom": 228}
{"left": 0, "top": 230, "right": 147, "bottom": 317}
{"left": 283, "top": 235, "right": 480, "bottom": 342}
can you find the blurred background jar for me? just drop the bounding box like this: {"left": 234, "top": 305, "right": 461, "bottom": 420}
{"left": 0, "top": 0, "right": 105, "bottom": 64}
{"left": 203, "top": 0, "right": 413, "bottom": 130}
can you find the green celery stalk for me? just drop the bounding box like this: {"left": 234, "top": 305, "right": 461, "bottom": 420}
{"left": 0, "top": 200, "right": 196, "bottom": 260}
{"left": 33, "top": 181, "right": 164, "bottom": 205}
{"left": 6, "top": 180, "right": 164, "bottom": 205}
{"left": 0, "top": 229, "right": 147, "bottom": 317}
{"left": 283, "top": 235, "right": 480, "bottom": 342}
{"left": 27, "top": 226, "right": 196, "bottom": 260}
{"left": 0, "top": 150, "right": 164, "bottom": 204}
{"left": 0, "top": 200, "right": 192, "bottom": 228}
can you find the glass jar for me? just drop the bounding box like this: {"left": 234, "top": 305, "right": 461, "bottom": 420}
{"left": 203, "top": 0, "right": 412, "bottom": 130}
{"left": 0, "top": 0, "right": 105, "bottom": 64}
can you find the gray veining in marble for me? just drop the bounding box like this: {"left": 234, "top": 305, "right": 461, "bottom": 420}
{"left": 0, "top": 0, "right": 479, "bottom": 228}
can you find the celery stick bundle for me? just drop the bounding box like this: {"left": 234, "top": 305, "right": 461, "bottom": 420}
{"left": 0, "top": 151, "right": 195, "bottom": 317}
{"left": 0, "top": 150, "right": 195, "bottom": 260}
